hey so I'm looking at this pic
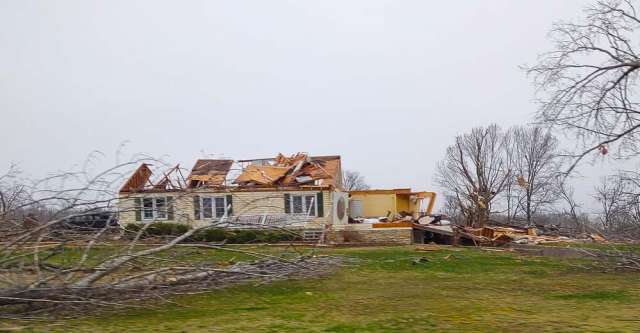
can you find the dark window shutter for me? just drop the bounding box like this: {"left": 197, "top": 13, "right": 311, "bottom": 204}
{"left": 193, "top": 195, "right": 200, "bottom": 220}
{"left": 316, "top": 192, "right": 324, "bottom": 217}
{"left": 226, "top": 195, "right": 233, "bottom": 216}
{"left": 167, "top": 196, "right": 174, "bottom": 220}
{"left": 134, "top": 197, "right": 142, "bottom": 221}
{"left": 284, "top": 194, "right": 291, "bottom": 213}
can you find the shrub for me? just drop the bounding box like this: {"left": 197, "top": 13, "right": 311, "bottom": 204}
{"left": 123, "top": 224, "right": 301, "bottom": 243}
{"left": 147, "top": 223, "right": 190, "bottom": 237}
{"left": 191, "top": 228, "right": 227, "bottom": 242}
{"left": 227, "top": 230, "right": 258, "bottom": 244}
{"left": 123, "top": 222, "right": 190, "bottom": 239}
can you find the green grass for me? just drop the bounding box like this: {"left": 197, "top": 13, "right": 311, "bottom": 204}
{"left": 6, "top": 246, "right": 640, "bottom": 332}
{"left": 541, "top": 241, "right": 640, "bottom": 255}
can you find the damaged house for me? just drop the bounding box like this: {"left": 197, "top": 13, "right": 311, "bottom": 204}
{"left": 118, "top": 152, "right": 439, "bottom": 244}
{"left": 117, "top": 153, "right": 349, "bottom": 240}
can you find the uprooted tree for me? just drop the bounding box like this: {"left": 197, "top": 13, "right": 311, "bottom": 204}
{"left": 0, "top": 158, "right": 339, "bottom": 319}
{"left": 527, "top": 0, "right": 640, "bottom": 173}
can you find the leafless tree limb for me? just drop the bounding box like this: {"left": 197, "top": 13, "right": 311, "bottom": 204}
{"left": 527, "top": 0, "right": 640, "bottom": 174}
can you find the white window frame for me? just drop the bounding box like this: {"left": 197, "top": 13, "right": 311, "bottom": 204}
{"left": 288, "top": 194, "right": 317, "bottom": 217}
{"left": 142, "top": 197, "right": 168, "bottom": 221}
{"left": 200, "top": 196, "right": 229, "bottom": 220}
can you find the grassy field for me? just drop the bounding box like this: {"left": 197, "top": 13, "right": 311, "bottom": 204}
{"left": 7, "top": 245, "right": 640, "bottom": 333}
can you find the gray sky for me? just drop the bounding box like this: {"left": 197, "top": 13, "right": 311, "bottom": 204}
{"left": 3, "top": 0, "right": 615, "bottom": 209}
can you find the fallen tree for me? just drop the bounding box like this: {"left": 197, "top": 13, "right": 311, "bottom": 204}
{"left": 0, "top": 157, "right": 341, "bottom": 319}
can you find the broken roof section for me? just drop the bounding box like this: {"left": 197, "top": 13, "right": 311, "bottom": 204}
{"left": 234, "top": 165, "right": 290, "bottom": 185}
{"left": 235, "top": 153, "right": 342, "bottom": 188}
{"left": 119, "top": 164, "right": 153, "bottom": 193}
{"left": 187, "top": 159, "right": 234, "bottom": 188}
{"left": 119, "top": 153, "right": 342, "bottom": 193}
{"left": 119, "top": 163, "right": 187, "bottom": 193}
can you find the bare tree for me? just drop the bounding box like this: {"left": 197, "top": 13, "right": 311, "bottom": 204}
{"left": 508, "top": 126, "right": 561, "bottom": 224}
{"left": 342, "top": 170, "right": 370, "bottom": 191}
{"left": 527, "top": 0, "right": 640, "bottom": 174}
{"left": 0, "top": 164, "right": 28, "bottom": 223}
{"left": 594, "top": 174, "right": 628, "bottom": 232}
{"left": 441, "top": 194, "right": 463, "bottom": 225}
{"left": 594, "top": 171, "right": 640, "bottom": 237}
{"left": 436, "top": 124, "right": 511, "bottom": 227}
{"left": 555, "top": 181, "right": 596, "bottom": 235}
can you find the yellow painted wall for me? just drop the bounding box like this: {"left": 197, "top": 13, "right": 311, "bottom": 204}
{"left": 396, "top": 194, "right": 410, "bottom": 213}
{"left": 350, "top": 193, "right": 397, "bottom": 217}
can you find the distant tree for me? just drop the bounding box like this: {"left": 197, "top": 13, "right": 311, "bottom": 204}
{"left": 594, "top": 171, "right": 640, "bottom": 236}
{"left": 436, "top": 124, "right": 511, "bottom": 227}
{"left": 594, "top": 174, "right": 628, "bottom": 233}
{"left": 527, "top": 0, "right": 640, "bottom": 174}
{"left": 342, "top": 170, "right": 370, "bottom": 191}
{"left": 441, "top": 194, "right": 463, "bottom": 225}
{"left": 508, "top": 126, "right": 560, "bottom": 224}
{"left": 0, "top": 164, "right": 28, "bottom": 224}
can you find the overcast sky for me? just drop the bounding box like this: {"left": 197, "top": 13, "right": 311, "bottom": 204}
{"left": 2, "top": 0, "right": 620, "bottom": 209}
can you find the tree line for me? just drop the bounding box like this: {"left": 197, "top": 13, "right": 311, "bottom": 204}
{"left": 436, "top": 0, "right": 640, "bottom": 238}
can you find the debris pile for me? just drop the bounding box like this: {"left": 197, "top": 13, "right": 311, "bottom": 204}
{"left": 454, "top": 225, "right": 607, "bottom": 246}
{"left": 412, "top": 217, "right": 607, "bottom": 246}
{"left": 235, "top": 153, "right": 341, "bottom": 188}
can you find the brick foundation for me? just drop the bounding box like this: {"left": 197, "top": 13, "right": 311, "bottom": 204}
{"left": 328, "top": 227, "right": 413, "bottom": 245}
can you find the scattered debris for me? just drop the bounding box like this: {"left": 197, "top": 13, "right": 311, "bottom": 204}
{"left": 412, "top": 257, "right": 430, "bottom": 265}
{"left": 516, "top": 175, "right": 529, "bottom": 188}
{"left": 453, "top": 224, "right": 608, "bottom": 246}
{"left": 598, "top": 144, "right": 609, "bottom": 155}
{"left": 416, "top": 243, "right": 441, "bottom": 251}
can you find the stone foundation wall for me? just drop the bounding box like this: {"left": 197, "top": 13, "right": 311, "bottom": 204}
{"left": 328, "top": 227, "right": 413, "bottom": 245}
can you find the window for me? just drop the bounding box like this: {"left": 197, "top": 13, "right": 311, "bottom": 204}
{"left": 143, "top": 198, "right": 154, "bottom": 220}
{"left": 200, "top": 196, "right": 229, "bottom": 219}
{"left": 304, "top": 196, "right": 316, "bottom": 216}
{"left": 288, "top": 194, "right": 317, "bottom": 216}
{"left": 292, "top": 195, "right": 303, "bottom": 214}
{"left": 142, "top": 197, "right": 168, "bottom": 220}
{"left": 215, "top": 197, "right": 226, "bottom": 218}
{"left": 155, "top": 198, "right": 167, "bottom": 219}
{"left": 202, "top": 198, "right": 213, "bottom": 219}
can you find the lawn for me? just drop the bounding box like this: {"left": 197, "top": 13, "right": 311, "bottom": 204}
{"left": 8, "top": 245, "right": 640, "bottom": 333}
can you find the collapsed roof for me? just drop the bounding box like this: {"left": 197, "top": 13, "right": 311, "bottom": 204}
{"left": 235, "top": 153, "right": 342, "bottom": 188}
{"left": 119, "top": 164, "right": 187, "bottom": 193}
{"left": 187, "top": 159, "right": 234, "bottom": 188}
{"left": 119, "top": 153, "right": 342, "bottom": 193}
